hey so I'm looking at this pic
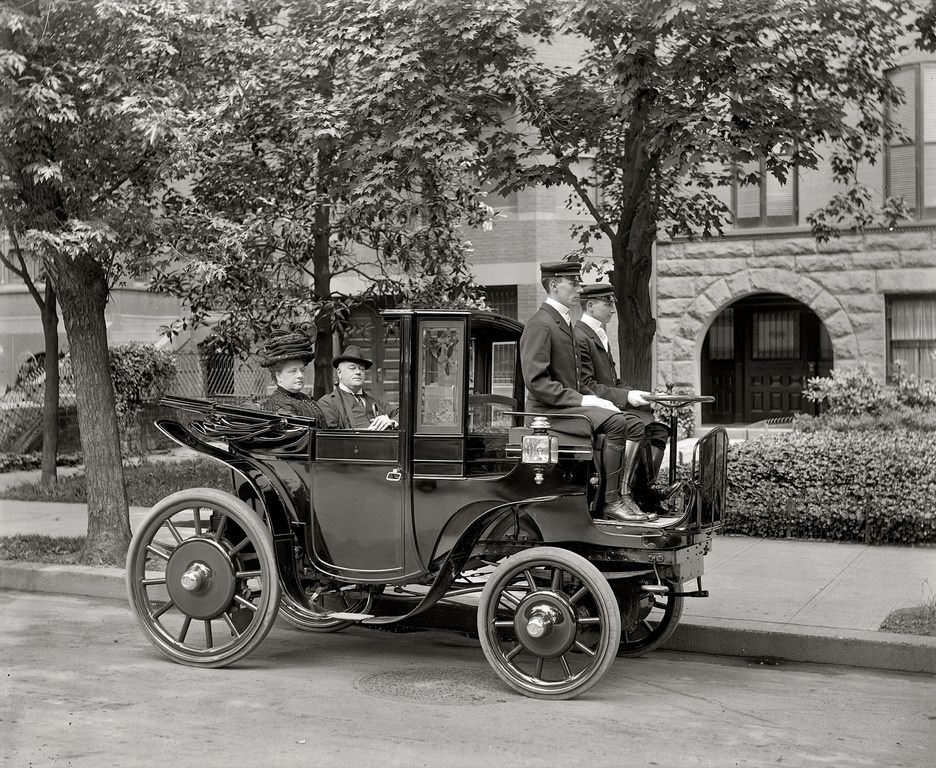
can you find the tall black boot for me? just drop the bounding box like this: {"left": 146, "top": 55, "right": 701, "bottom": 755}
{"left": 603, "top": 440, "right": 654, "bottom": 522}
{"left": 641, "top": 444, "right": 682, "bottom": 507}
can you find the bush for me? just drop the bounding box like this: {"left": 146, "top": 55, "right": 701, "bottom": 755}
{"left": 792, "top": 408, "right": 936, "bottom": 433}
{"left": 803, "top": 362, "right": 897, "bottom": 416}
{"left": 110, "top": 343, "right": 178, "bottom": 419}
{"left": 0, "top": 457, "right": 231, "bottom": 506}
{"left": 892, "top": 362, "right": 936, "bottom": 410}
{"left": 724, "top": 430, "right": 936, "bottom": 545}
{"left": 0, "top": 451, "right": 83, "bottom": 473}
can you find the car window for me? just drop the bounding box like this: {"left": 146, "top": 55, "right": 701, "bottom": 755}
{"left": 416, "top": 320, "right": 464, "bottom": 434}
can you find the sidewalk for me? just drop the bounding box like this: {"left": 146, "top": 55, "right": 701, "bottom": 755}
{"left": 1, "top": 494, "right": 934, "bottom": 675}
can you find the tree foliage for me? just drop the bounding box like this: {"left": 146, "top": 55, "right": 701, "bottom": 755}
{"left": 496, "top": 0, "right": 924, "bottom": 385}
{"left": 0, "top": 0, "right": 248, "bottom": 563}
{"left": 153, "top": 0, "right": 541, "bottom": 394}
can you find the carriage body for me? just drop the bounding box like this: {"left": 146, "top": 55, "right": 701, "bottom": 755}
{"left": 127, "top": 309, "right": 728, "bottom": 699}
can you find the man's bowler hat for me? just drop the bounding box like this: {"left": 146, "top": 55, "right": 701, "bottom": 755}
{"left": 332, "top": 345, "right": 373, "bottom": 370}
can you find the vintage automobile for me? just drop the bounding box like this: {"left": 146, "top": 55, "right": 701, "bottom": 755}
{"left": 126, "top": 309, "right": 727, "bottom": 700}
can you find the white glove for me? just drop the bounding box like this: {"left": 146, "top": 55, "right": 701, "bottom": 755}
{"left": 627, "top": 390, "right": 652, "bottom": 407}
{"left": 581, "top": 395, "right": 619, "bottom": 411}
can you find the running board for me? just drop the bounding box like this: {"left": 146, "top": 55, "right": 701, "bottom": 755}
{"left": 326, "top": 611, "right": 375, "bottom": 621}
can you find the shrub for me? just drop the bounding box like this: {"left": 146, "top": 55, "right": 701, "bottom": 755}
{"left": 724, "top": 430, "right": 936, "bottom": 545}
{"left": 792, "top": 408, "right": 936, "bottom": 433}
{"left": 803, "top": 362, "right": 897, "bottom": 416}
{"left": 110, "top": 343, "right": 178, "bottom": 419}
{"left": 0, "top": 451, "right": 83, "bottom": 473}
{"left": 892, "top": 362, "right": 936, "bottom": 410}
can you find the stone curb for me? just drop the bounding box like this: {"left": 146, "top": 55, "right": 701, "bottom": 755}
{"left": 3, "top": 560, "right": 934, "bottom": 676}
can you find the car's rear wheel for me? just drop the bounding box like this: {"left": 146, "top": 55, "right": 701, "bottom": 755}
{"left": 477, "top": 547, "right": 620, "bottom": 700}
{"left": 613, "top": 579, "right": 684, "bottom": 657}
{"left": 279, "top": 583, "right": 377, "bottom": 632}
{"left": 126, "top": 488, "right": 281, "bottom": 667}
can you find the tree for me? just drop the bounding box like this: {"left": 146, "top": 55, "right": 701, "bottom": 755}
{"left": 498, "top": 0, "right": 922, "bottom": 386}
{"left": 0, "top": 230, "right": 59, "bottom": 489}
{"left": 0, "top": 0, "right": 246, "bottom": 563}
{"left": 153, "top": 0, "right": 539, "bottom": 395}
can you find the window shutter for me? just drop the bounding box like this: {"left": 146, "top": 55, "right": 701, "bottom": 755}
{"left": 765, "top": 172, "right": 794, "bottom": 217}
{"left": 889, "top": 145, "right": 918, "bottom": 208}
{"left": 889, "top": 67, "right": 917, "bottom": 144}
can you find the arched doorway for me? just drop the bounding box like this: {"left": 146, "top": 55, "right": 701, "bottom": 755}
{"left": 701, "top": 293, "right": 833, "bottom": 424}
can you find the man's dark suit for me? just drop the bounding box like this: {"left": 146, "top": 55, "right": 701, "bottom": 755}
{"left": 520, "top": 303, "right": 641, "bottom": 438}
{"left": 574, "top": 320, "right": 654, "bottom": 426}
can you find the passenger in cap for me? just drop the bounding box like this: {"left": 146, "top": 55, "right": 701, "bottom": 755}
{"left": 519, "top": 261, "right": 658, "bottom": 523}
{"left": 257, "top": 328, "right": 325, "bottom": 422}
{"left": 317, "top": 345, "right": 399, "bottom": 431}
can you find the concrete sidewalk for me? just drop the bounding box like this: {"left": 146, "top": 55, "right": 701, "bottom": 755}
{"left": 1, "top": 494, "right": 934, "bottom": 675}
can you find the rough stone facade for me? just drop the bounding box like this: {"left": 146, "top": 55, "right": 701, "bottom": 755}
{"left": 654, "top": 227, "right": 936, "bottom": 396}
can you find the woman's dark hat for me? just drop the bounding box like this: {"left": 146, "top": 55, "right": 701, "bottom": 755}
{"left": 259, "top": 328, "right": 315, "bottom": 368}
{"left": 332, "top": 345, "right": 372, "bottom": 370}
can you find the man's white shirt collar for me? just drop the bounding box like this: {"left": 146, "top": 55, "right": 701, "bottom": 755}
{"left": 338, "top": 384, "right": 363, "bottom": 396}
{"left": 545, "top": 297, "right": 571, "bottom": 323}
{"left": 580, "top": 314, "right": 602, "bottom": 333}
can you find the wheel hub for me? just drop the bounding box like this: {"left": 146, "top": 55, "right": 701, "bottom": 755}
{"left": 166, "top": 539, "right": 237, "bottom": 620}
{"left": 513, "top": 594, "right": 577, "bottom": 658}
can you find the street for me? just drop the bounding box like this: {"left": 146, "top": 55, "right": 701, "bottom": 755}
{"left": 1, "top": 591, "right": 934, "bottom": 768}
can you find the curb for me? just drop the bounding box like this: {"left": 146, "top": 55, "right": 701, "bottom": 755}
{"left": 3, "top": 560, "right": 934, "bottom": 676}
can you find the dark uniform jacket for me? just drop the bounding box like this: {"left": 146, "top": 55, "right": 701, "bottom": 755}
{"left": 574, "top": 320, "right": 656, "bottom": 428}
{"left": 317, "top": 387, "right": 399, "bottom": 430}
{"left": 520, "top": 303, "right": 613, "bottom": 436}
{"left": 261, "top": 386, "right": 325, "bottom": 422}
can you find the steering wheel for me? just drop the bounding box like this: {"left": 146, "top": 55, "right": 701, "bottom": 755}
{"left": 643, "top": 394, "right": 714, "bottom": 410}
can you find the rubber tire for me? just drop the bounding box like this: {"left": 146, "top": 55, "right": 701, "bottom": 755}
{"left": 126, "top": 488, "right": 281, "bottom": 668}
{"left": 477, "top": 546, "right": 621, "bottom": 700}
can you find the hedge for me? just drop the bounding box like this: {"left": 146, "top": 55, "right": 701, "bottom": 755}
{"left": 724, "top": 429, "right": 936, "bottom": 545}
{"left": 0, "top": 451, "right": 83, "bottom": 474}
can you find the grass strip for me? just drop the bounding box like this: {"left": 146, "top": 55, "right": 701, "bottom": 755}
{"left": 0, "top": 457, "right": 232, "bottom": 507}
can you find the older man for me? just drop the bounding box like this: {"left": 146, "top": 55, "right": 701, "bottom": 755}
{"left": 317, "top": 345, "right": 399, "bottom": 431}
{"left": 519, "top": 261, "right": 656, "bottom": 522}
{"left": 575, "top": 283, "right": 675, "bottom": 509}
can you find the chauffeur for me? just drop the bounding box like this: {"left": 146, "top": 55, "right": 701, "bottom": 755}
{"left": 574, "top": 283, "right": 676, "bottom": 509}
{"left": 258, "top": 328, "right": 326, "bottom": 422}
{"left": 519, "top": 261, "right": 656, "bottom": 523}
{"left": 317, "top": 345, "right": 399, "bottom": 431}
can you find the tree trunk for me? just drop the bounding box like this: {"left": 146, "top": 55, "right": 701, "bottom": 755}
{"left": 52, "top": 252, "right": 130, "bottom": 564}
{"left": 312, "top": 199, "right": 333, "bottom": 399}
{"left": 39, "top": 282, "right": 59, "bottom": 490}
{"left": 612, "top": 194, "right": 657, "bottom": 389}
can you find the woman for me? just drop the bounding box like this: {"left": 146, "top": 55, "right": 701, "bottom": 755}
{"left": 259, "top": 328, "right": 325, "bottom": 423}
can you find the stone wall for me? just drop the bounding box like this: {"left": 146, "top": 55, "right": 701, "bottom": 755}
{"left": 654, "top": 227, "right": 936, "bottom": 397}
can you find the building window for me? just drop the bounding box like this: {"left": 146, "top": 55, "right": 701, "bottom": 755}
{"left": 484, "top": 285, "right": 518, "bottom": 320}
{"left": 886, "top": 63, "right": 936, "bottom": 220}
{"left": 733, "top": 159, "right": 797, "bottom": 228}
{"left": 887, "top": 295, "right": 936, "bottom": 381}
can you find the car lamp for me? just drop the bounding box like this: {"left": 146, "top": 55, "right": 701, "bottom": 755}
{"left": 522, "top": 416, "right": 559, "bottom": 484}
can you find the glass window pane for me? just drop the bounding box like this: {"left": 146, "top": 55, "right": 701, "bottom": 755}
{"left": 417, "top": 321, "right": 464, "bottom": 434}
{"left": 707, "top": 309, "right": 735, "bottom": 360}
{"left": 752, "top": 311, "right": 800, "bottom": 360}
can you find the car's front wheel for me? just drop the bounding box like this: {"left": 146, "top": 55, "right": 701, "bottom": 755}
{"left": 477, "top": 547, "right": 620, "bottom": 700}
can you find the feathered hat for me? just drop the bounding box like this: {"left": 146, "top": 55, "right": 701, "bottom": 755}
{"left": 258, "top": 327, "right": 316, "bottom": 368}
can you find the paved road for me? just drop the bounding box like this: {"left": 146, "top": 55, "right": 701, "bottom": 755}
{"left": 2, "top": 591, "right": 934, "bottom": 768}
